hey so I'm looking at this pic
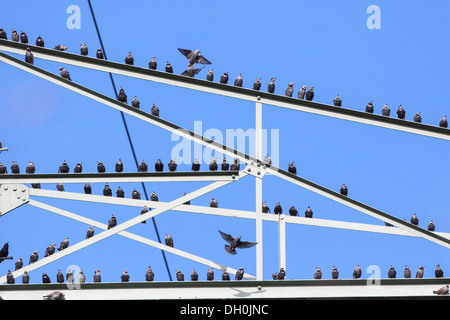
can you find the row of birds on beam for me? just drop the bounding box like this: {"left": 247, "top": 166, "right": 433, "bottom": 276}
{"left": 2, "top": 27, "right": 447, "bottom": 129}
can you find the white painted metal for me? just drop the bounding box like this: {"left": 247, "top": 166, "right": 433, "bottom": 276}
{"left": 278, "top": 214, "right": 286, "bottom": 271}
{"left": 0, "top": 184, "right": 29, "bottom": 216}
{"left": 255, "top": 100, "right": 263, "bottom": 281}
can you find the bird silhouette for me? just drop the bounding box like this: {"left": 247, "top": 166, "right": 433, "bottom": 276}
{"left": 218, "top": 230, "right": 257, "bottom": 255}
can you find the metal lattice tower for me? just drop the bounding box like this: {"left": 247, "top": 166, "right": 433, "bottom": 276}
{"left": 0, "top": 39, "right": 449, "bottom": 299}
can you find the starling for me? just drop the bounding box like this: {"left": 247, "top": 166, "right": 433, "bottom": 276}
{"left": 221, "top": 157, "right": 229, "bottom": 171}
{"left": 165, "top": 61, "right": 173, "bottom": 73}
{"left": 0, "top": 28, "right": 7, "bottom": 40}
{"left": 56, "top": 270, "right": 64, "bottom": 283}
{"left": 103, "top": 183, "right": 112, "bottom": 196}
{"left": 274, "top": 202, "right": 282, "bottom": 214}
{"left": 331, "top": 266, "right": 339, "bottom": 279}
{"left": 148, "top": 57, "right": 157, "bottom": 70}
{"left": 97, "top": 161, "right": 106, "bottom": 173}
{"left": 11, "top": 29, "right": 19, "bottom": 42}
{"left": 78, "top": 270, "right": 86, "bottom": 283}
{"left": 84, "top": 183, "right": 92, "bottom": 195}
{"left": 207, "top": 268, "right": 214, "bottom": 281}
{"left": 29, "top": 251, "right": 39, "bottom": 264}
{"left": 44, "top": 243, "right": 55, "bottom": 257}
{"left": 11, "top": 161, "right": 20, "bottom": 174}
{"left": 333, "top": 95, "right": 342, "bottom": 107}
{"left": 220, "top": 72, "right": 229, "bottom": 84}
{"left": 74, "top": 162, "right": 82, "bottom": 173}
{"left": 381, "top": 104, "right": 390, "bottom": 116}
{"left": 191, "top": 269, "right": 199, "bottom": 281}
{"left": 145, "top": 266, "right": 155, "bottom": 281}
{"left": 165, "top": 234, "right": 173, "bottom": 247}
{"left": 58, "top": 160, "right": 70, "bottom": 173}
{"left": 0, "top": 162, "right": 7, "bottom": 174}
{"left": 176, "top": 269, "right": 184, "bottom": 281}
{"left": 234, "top": 74, "right": 243, "bottom": 87}
{"left": 439, "top": 116, "right": 448, "bottom": 128}
{"left": 155, "top": 159, "right": 164, "bottom": 172}
{"left": 210, "top": 198, "right": 218, "bottom": 208}
{"left": 132, "top": 188, "right": 141, "bottom": 200}
{"left": 96, "top": 48, "right": 104, "bottom": 59}
{"left": 218, "top": 230, "right": 257, "bottom": 255}
{"left": 121, "top": 270, "right": 130, "bottom": 282}
{"left": 116, "top": 186, "right": 125, "bottom": 198}
{"left": 124, "top": 52, "right": 134, "bottom": 65}
{"left": 151, "top": 104, "right": 159, "bottom": 117}
{"left": 235, "top": 268, "right": 245, "bottom": 280}
{"left": 56, "top": 183, "right": 65, "bottom": 192}
{"left": 410, "top": 213, "right": 418, "bottom": 226}
{"left": 59, "top": 67, "right": 71, "bottom": 81}
{"left": 353, "top": 265, "right": 362, "bottom": 279}
{"left": 20, "top": 31, "right": 28, "bottom": 43}
{"left": 117, "top": 87, "right": 127, "bottom": 104}
{"left": 0, "top": 243, "right": 9, "bottom": 263}
{"left": 413, "top": 112, "right": 422, "bottom": 123}
{"left": 435, "top": 265, "right": 444, "bottom": 278}
{"left": 94, "top": 269, "right": 102, "bottom": 282}
{"left": 304, "top": 206, "right": 313, "bottom": 218}
{"left": 131, "top": 96, "right": 140, "bottom": 109}
{"left": 58, "top": 237, "right": 69, "bottom": 251}
{"left": 305, "top": 86, "right": 314, "bottom": 101}
{"left": 150, "top": 191, "right": 158, "bottom": 201}
{"left": 22, "top": 271, "right": 30, "bottom": 284}
{"left": 297, "top": 85, "right": 307, "bottom": 99}
{"left": 222, "top": 270, "right": 230, "bottom": 281}
{"left": 15, "top": 258, "right": 23, "bottom": 271}
{"left": 433, "top": 285, "right": 449, "bottom": 295}
{"left": 340, "top": 184, "right": 348, "bottom": 196}
{"left": 396, "top": 105, "right": 406, "bottom": 119}
{"left": 404, "top": 265, "right": 411, "bottom": 278}
{"left": 263, "top": 154, "right": 272, "bottom": 165}
{"left": 80, "top": 43, "right": 88, "bottom": 56}
{"left": 206, "top": 68, "right": 214, "bottom": 81}
{"left": 86, "top": 226, "right": 95, "bottom": 239}
{"left": 253, "top": 78, "right": 261, "bottom": 91}
{"left": 416, "top": 266, "right": 424, "bottom": 278}
{"left": 388, "top": 266, "right": 397, "bottom": 279}
{"left": 192, "top": 158, "right": 200, "bottom": 171}
{"left": 177, "top": 48, "right": 211, "bottom": 66}
{"left": 138, "top": 160, "right": 148, "bottom": 172}
{"left": 262, "top": 201, "right": 270, "bottom": 213}
{"left": 26, "top": 161, "right": 35, "bottom": 174}
{"left": 107, "top": 215, "right": 117, "bottom": 229}
{"left": 428, "top": 220, "right": 435, "bottom": 231}
{"left": 141, "top": 206, "right": 149, "bottom": 224}
{"left": 115, "top": 159, "right": 123, "bottom": 172}
{"left": 181, "top": 65, "right": 204, "bottom": 77}
{"left": 209, "top": 157, "right": 218, "bottom": 171}
{"left": 314, "top": 267, "right": 322, "bottom": 279}
{"left": 25, "top": 48, "right": 34, "bottom": 64}
{"left": 168, "top": 159, "right": 177, "bottom": 172}
{"left": 54, "top": 45, "right": 68, "bottom": 51}
{"left": 267, "top": 77, "right": 276, "bottom": 93}
{"left": 230, "top": 158, "right": 240, "bottom": 170}
{"left": 43, "top": 291, "right": 66, "bottom": 300}
{"left": 67, "top": 268, "right": 74, "bottom": 283}
{"left": 365, "top": 101, "right": 374, "bottom": 113}
{"left": 283, "top": 82, "right": 295, "bottom": 97}
{"left": 277, "top": 268, "right": 286, "bottom": 280}
{"left": 288, "top": 205, "right": 298, "bottom": 216}
{"left": 35, "top": 35, "right": 44, "bottom": 47}
{"left": 42, "top": 273, "right": 51, "bottom": 284}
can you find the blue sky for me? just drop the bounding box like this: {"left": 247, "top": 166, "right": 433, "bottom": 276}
{"left": 0, "top": 0, "right": 449, "bottom": 285}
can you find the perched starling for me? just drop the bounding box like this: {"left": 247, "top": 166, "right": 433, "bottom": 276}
{"left": 221, "top": 157, "right": 229, "bottom": 171}
{"left": 207, "top": 268, "right": 214, "bottom": 281}
{"left": 435, "top": 265, "right": 444, "bottom": 278}
{"left": 381, "top": 104, "right": 390, "bottom": 116}
{"left": 297, "top": 85, "right": 307, "bottom": 99}
{"left": 209, "top": 157, "right": 218, "bottom": 171}
{"left": 365, "top": 101, "right": 374, "bottom": 113}
{"left": 314, "top": 267, "right": 322, "bottom": 279}
{"left": 124, "top": 52, "right": 134, "bottom": 65}
{"left": 165, "top": 61, "right": 173, "bottom": 73}
{"left": 44, "top": 243, "right": 55, "bottom": 257}
{"left": 263, "top": 154, "right": 272, "bottom": 165}
{"left": 218, "top": 230, "right": 257, "bottom": 255}
{"left": 11, "top": 161, "right": 20, "bottom": 174}
{"left": 289, "top": 205, "right": 298, "bottom": 217}
{"left": 58, "top": 160, "right": 70, "bottom": 173}
{"left": 11, "top": 29, "right": 19, "bottom": 42}
{"left": 388, "top": 266, "right": 397, "bottom": 279}
{"left": 155, "top": 159, "right": 164, "bottom": 172}
{"left": 141, "top": 206, "right": 149, "bottom": 224}
{"left": 304, "top": 206, "right": 313, "bottom": 218}
{"left": 191, "top": 269, "right": 198, "bottom": 281}
{"left": 121, "top": 270, "right": 130, "bottom": 282}
{"left": 15, "top": 258, "right": 23, "bottom": 271}
{"left": 353, "top": 265, "right": 362, "bottom": 279}
{"left": 210, "top": 198, "right": 218, "bottom": 208}
{"left": 56, "top": 183, "right": 65, "bottom": 192}
{"left": 116, "top": 186, "right": 125, "bottom": 198}
{"left": 26, "top": 161, "right": 35, "bottom": 174}
{"left": 84, "top": 183, "right": 92, "bottom": 195}
{"left": 230, "top": 158, "right": 240, "bottom": 170}
{"left": 0, "top": 243, "right": 9, "bottom": 263}
{"left": 176, "top": 269, "right": 184, "bottom": 281}
{"left": 148, "top": 57, "right": 157, "bottom": 70}
{"left": 20, "top": 31, "right": 28, "bottom": 43}
{"left": 331, "top": 266, "right": 339, "bottom": 279}
{"left": 165, "top": 234, "right": 173, "bottom": 247}
{"left": 181, "top": 65, "right": 204, "bottom": 77}
{"left": 234, "top": 74, "right": 243, "bottom": 87}
{"left": 118, "top": 87, "right": 127, "bottom": 104}
{"left": 416, "top": 266, "right": 424, "bottom": 278}
{"left": 439, "top": 116, "right": 448, "bottom": 128}
{"left": 58, "top": 237, "right": 69, "bottom": 251}
{"left": 80, "top": 43, "right": 88, "bottom": 56}
{"left": 0, "top": 162, "right": 7, "bottom": 174}
{"left": 78, "top": 270, "right": 86, "bottom": 283}
{"left": 206, "top": 68, "right": 214, "bottom": 81}
{"left": 428, "top": 220, "right": 435, "bottom": 231}
{"left": 177, "top": 48, "right": 211, "bottom": 67}
{"left": 132, "top": 188, "right": 141, "bottom": 200}
{"left": 74, "top": 162, "right": 82, "bottom": 173}
{"left": 222, "top": 270, "right": 230, "bottom": 281}
{"left": 253, "top": 78, "right": 261, "bottom": 91}
{"left": 220, "top": 72, "right": 229, "bottom": 84}
{"left": 150, "top": 191, "right": 158, "bottom": 201}
{"left": 404, "top": 265, "right": 411, "bottom": 278}
{"left": 131, "top": 96, "right": 140, "bottom": 109}
{"left": 22, "top": 271, "right": 30, "bottom": 284}
{"left": 262, "top": 201, "right": 270, "bottom": 213}
{"left": 86, "top": 226, "right": 95, "bottom": 239}
{"left": 42, "top": 273, "right": 51, "bottom": 284}
{"left": 151, "top": 104, "right": 159, "bottom": 117}
{"left": 340, "top": 184, "right": 348, "bottom": 196}
{"left": 277, "top": 268, "right": 286, "bottom": 280}
{"left": 285, "top": 83, "right": 294, "bottom": 97}
{"left": 145, "top": 266, "right": 154, "bottom": 281}
{"left": 235, "top": 268, "right": 245, "bottom": 280}
{"left": 413, "top": 112, "right": 422, "bottom": 123}
{"left": 59, "top": 67, "right": 71, "bottom": 81}
{"left": 168, "top": 159, "right": 177, "bottom": 172}
{"left": 410, "top": 213, "right": 419, "bottom": 226}
{"left": 192, "top": 158, "right": 200, "bottom": 171}
{"left": 274, "top": 202, "right": 282, "bottom": 214}
{"left": 267, "top": 77, "right": 276, "bottom": 93}
{"left": 396, "top": 105, "right": 406, "bottom": 119}
{"left": 107, "top": 215, "right": 117, "bottom": 229}
{"left": 433, "top": 285, "right": 449, "bottom": 295}
{"left": 25, "top": 48, "right": 34, "bottom": 64}
{"left": 56, "top": 270, "right": 64, "bottom": 283}
{"left": 305, "top": 86, "right": 314, "bottom": 101}
{"left": 97, "top": 161, "right": 106, "bottom": 173}
{"left": 29, "top": 251, "right": 39, "bottom": 264}
{"left": 115, "top": 159, "right": 123, "bottom": 172}
{"left": 0, "top": 28, "right": 7, "bottom": 40}
{"left": 138, "top": 160, "right": 148, "bottom": 172}
{"left": 96, "top": 48, "right": 104, "bottom": 59}
{"left": 54, "top": 45, "right": 68, "bottom": 51}
{"left": 333, "top": 95, "right": 342, "bottom": 107}
{"left": 35, "top": 35, "right": 44, "bottom": 47}
{"left": 103, "top": 183, "right": 112, "bottom": 196}
{"left": 94, "top": 269, "right": 102, "bottom": 282}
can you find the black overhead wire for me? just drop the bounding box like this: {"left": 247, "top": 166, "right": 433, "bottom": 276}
{"left": 87, "top": 0, "right": 173, "bottom": 281}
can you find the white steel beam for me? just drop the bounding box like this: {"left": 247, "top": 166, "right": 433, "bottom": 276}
{"left": 255, "top": 100, "right": 263, "bottom": 281}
